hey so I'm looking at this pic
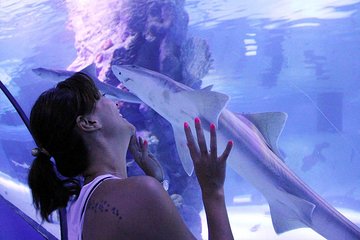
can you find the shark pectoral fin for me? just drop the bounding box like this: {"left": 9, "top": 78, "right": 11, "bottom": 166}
{"left": 241, "top": 112, "right": 288, "bottom": 160}
{"left": 269, "top": 200, "right": 309, "bottom": 234}
{"left": 269, "top": 192, "right": 315, "bottom": 234}
{"left": 179, "top": 90, "right": 229, "bottom": 127}
{"left": 172, "top": 126, "right": 194, "bottom": 176}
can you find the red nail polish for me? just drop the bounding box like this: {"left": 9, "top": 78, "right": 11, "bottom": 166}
{"left": 144, "top": 140, "right": 148, "bottom": 146}
{"left": 195, "top": 117, "right": 200, "bottom": 124}
{"left": 229, "top": 140, "right": 233, "bottom": 146}
{"left": 210, "top": 123, "right": 215, "bottom": 130}
{"left": 184, "top": 122, "right": 189, "bottom": 128}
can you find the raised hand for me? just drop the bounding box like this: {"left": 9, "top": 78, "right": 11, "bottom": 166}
{"left": 128, "top": 135, "right": 164, "bottom": 182}
{"left": 183, "top": 117, "right": 233, "bottom": 196}
{"left": 184, "top": 117, "right": 234, "bottom": 240}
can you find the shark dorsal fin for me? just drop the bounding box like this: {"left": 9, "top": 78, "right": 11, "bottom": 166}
{"left": 80, "top": 63, "right": 142, "bottom": 104}
{"left": 240, "top": 112, "right": 287, "bottom": 160}
{"left": 201, "top": 85, "right": 214, "bottom": 91}
{"left": 179, "top": 90, "right": 229, "bottom": 127}
{"left": 80, "top": 63, "right": 98, "bottom": 80}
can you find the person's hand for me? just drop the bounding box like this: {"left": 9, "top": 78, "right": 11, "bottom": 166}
{"left": 184, "top": 117, "right": 233, "bottom": 196}
{"left": 128, "top": 135, "right": 164, "bottom": 182}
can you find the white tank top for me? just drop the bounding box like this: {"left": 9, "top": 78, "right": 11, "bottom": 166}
{"left": 66, "top": 174, "right": 120, "bottom": 240}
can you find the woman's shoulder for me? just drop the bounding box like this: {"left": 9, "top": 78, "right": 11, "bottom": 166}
{"left": 108, "top": 175, "right": 162, "bottom": 190}
{"left": 96, "top": 175, "right": 166, "bottom": 204}
{"left": 84, "top": 175, "right": 196, "bottom": 240}
{"left": 83, "top": 176, "right": 180, "bottom": 239}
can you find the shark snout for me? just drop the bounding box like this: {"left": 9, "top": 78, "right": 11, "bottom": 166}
{"left": 111, "top": 65, "right": 133, "bottom": 83}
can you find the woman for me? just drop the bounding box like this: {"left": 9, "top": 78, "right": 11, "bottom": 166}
{"left": 28, "top": 72, "right": 234, "bottom": 240}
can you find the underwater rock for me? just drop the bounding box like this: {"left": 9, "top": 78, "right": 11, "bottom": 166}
{"left": 181, "top": 37, "right": 212, "bottom": 88}
{"left": 66, "top": 0, "right": 190, "bottom": 82}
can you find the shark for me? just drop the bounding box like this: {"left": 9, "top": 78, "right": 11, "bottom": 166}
{"left": 111, "top": 64, "right": 360, "bottom": 240}
{"left": 32, "top": 64, "right": 142, "bottom": 104}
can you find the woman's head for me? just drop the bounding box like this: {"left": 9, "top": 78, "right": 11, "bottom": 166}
{"left": 30, "top": 72, "right": 101, "bottom": 177}
{"left": 28, "top": 72, "right": 101, "bottom": 221}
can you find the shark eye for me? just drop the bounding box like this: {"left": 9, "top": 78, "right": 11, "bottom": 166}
{"left": 118, "top": 71, "right": 121, "bottom": 75}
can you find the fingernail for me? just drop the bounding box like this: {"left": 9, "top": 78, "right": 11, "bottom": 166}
{"left": 210, "top": 123, "right": 215, "bottom": 130}
{"left": 144, "top": 140, "right": 148, "bottom": 146}
{"left": 184, "top": 122, "right": 189, "bottom": 128}
{"left": 229, "top": 140, "right": 233, "bottom": 146}
{"left": 195, "top": 117, "right": 200, "bottom": 124}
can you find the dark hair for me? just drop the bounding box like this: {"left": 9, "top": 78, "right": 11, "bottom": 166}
{"left": 28, "top": 72, "right": 100, "bottom": 222}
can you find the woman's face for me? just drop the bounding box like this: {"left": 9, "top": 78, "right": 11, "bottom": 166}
{"left": 92, "top": 94, "right": 135, "bottom": 137}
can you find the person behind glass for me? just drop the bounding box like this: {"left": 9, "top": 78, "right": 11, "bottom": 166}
{"left": 28, "top": 72, "right": 234, "bottom": 240}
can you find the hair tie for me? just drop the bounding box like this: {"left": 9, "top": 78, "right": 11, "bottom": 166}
{"left": 31, "top": 147, "right": 51, "bottom": 158}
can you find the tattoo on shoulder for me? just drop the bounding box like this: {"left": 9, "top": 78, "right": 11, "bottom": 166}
{"left": 86, "top": 200, "right": 123, "bottom": 221}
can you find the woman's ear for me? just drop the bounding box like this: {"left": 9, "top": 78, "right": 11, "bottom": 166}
{"left": 76, "top": 115, "right": 102, "bottom": 132}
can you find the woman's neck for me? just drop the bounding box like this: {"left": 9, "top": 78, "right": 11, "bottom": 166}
{"left": 83, "top": 134, "right": 129, "bottom": 182}
{"left": 83, "top": 141, "right": 128, "bottom": 184}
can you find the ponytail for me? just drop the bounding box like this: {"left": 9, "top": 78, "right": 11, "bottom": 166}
{"left": 28, "top": 152, "right": 80, "bottom": 222}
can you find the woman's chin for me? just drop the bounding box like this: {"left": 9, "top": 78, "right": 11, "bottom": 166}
{"left": 128, "top": 123, "right": 136, "bottom": 135}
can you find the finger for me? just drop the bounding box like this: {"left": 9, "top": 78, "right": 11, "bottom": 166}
{"left": 129, "top": 135, "right": 139, "bottom": 154}
{"left": 184, "top": 122, "right": 199, "bottom": 161}
{"left": 141, "top": 139, "right": 148, "bottom": 163}
{"left": 219, "top": 140, "right": 233, "bottom": 162}
{"left": 194, "top": 117, "right": 208, "bottom": 155}
{"left": 138, "top": 137, "right": 148, "bottom": 152}
{"left": 138, "top": 137, "right": 143, "bottom": 149}
{"left": 209, "top": 123, "right": 217, "bottom": 158}
{"left": 129, "top": 135, "right": 136, "bottom": 146}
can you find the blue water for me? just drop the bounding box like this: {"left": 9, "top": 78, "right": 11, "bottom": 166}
{"left": 185, "top": 0, "right": 360, "bottom": 192}
{"left": 1, "top": 0, "right": 360, "bottom": 239}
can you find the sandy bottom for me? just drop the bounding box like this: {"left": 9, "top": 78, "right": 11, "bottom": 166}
{"left": 200, "top": 204, "right": 360, "bottom": 240}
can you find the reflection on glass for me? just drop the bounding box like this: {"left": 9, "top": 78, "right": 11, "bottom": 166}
{"left": 0, "top": 90, "right": 60, "bottom": 238}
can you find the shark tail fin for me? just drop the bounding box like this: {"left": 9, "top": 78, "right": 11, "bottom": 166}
{"left": 269, "top": 190, "right": 315, "bottom": 234}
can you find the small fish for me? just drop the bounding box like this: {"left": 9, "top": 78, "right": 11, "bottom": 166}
{"left": 302, "top": 142, "right": 329, "bottom": 172}
{"left": 11, "top": 160, "right": 30, "bottom": 169}
{"left": 250, "top": 224, "right": 261, "bottom": 232}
